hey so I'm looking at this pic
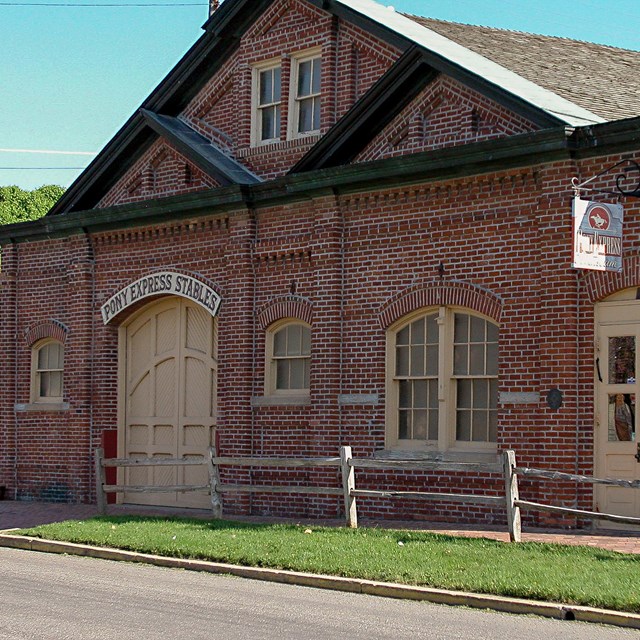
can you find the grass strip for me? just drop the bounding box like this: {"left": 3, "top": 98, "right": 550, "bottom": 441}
{"left": 17, "top": 516, "right": 640, "bottom": 613}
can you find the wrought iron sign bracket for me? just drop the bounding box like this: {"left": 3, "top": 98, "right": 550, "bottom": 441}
{"left": 572, "top": 159, "right": 640, "bottom": 199}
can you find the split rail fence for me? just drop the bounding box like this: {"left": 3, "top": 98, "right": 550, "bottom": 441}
{"left": 95, "top": 447, "right": 640, "bottom": 541}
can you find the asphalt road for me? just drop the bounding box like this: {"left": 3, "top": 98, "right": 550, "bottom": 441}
{"left": 1, "top": 547, "right": 636, "bottom": 640}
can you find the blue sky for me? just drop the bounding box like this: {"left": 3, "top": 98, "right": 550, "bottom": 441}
{"left": 1, "top": 0, "right": 639, "bottom": 190}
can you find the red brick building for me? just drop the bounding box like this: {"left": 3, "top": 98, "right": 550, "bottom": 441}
{"left": 2, "top": 0, "right": 640, "bottom": 526}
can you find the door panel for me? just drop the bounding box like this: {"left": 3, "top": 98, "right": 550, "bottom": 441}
{"left": 595, "top": 299, "right": 640, "bottom": 525}
{"left": 122, "top": 297, "right": 217, "bottom": 508}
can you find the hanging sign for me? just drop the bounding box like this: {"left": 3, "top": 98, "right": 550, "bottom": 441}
{"left": 572, "top": 198, "right": 624, "bottom": 272}
{"left": 101, "top": 271, "right": 222, "bottom": 324}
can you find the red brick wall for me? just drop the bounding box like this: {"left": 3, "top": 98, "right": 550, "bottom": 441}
{"left": 99, "top": 139, "right": 220, "bottom": 208}
{"left": 3, "top": 0, "right": 640, "bottom": 526}
{"left": 356, "top": 75, "right": 537, "bottom": 162}
{"left": 3, "top": 151, "right": 640, "bottom": 524}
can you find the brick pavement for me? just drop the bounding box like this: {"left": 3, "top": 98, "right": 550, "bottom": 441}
{"left": 1, "top": 500, "right": 639, "bottom": 554}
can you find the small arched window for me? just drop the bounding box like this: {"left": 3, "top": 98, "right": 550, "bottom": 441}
{"left": 266, "top": 320, "right": 311, "bottom": 395}
{"left": 32, "top": 339, "right": 64, "bottom": 403}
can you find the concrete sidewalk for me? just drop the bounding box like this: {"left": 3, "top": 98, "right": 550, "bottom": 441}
{"left": 1, "top": 499, "right": 640, "bottom": 554}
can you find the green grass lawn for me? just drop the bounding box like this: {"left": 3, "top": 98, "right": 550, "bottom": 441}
{"left": 16, "top": 516, "right": 640, "bottom": 613}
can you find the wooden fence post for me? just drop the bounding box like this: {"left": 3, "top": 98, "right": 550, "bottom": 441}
{"left": 340, "top": 446, "right": 358, "bottom": 528}
{"left": 208, "top": 441, "right": 223, "bottom": 519}
{"left": 503, "top": 449, "right": 522, "bottom": 542}
{"left": 95, "top": 447, "right": 107, "bottom": 515}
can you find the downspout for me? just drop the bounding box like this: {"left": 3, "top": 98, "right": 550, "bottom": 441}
{"left": 249, "top": 205, "right": 258, "bottom": 513}
{"left": 83, "top": 228, "right": 96, "bottom": 503}
{"left": 575, "top": 270, "right": 581, "bottom": 511}
{"left": 12, "top": 241, "right": 19, "bottom": 499}
{"left": 337, "top": 189, "right": 346, "bottom": 518}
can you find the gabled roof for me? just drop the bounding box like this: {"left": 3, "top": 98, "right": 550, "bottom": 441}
{"left": 49, "top": 0, "right": 636, "bottom": 216}
{"left": 409, "top": 16, "right": 640, "bottom": 123}
{"left": 328, "top": 0, "right": 605, "bottom": 126}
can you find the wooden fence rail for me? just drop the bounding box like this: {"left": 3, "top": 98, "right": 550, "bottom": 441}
{"left": 94, "top": 448, "right": 211, "bottom": 515}
{"left": 95, "top": 446, "right": 640, "bottom": 540}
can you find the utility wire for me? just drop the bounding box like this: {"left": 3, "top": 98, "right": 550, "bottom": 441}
{"left": 0, "top": 148, "right": 97, "bottom": 155}
{"left": 0, "top": 2, "right": 205, "bottom": 5}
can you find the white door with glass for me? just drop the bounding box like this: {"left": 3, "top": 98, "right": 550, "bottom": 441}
{"left": 595, "top": 295, "right": 640, "bottom": 523}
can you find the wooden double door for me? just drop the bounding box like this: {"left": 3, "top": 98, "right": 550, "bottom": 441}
{"left": 121, "top": 297, "right": 217, "bottom": 508}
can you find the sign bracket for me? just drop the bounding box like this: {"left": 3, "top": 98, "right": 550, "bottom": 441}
{"left": 572, "top": 159, "right": 640, "bottom": 199}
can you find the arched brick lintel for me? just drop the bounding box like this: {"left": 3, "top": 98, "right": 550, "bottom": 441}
{"left": 24, "top": 320, "right": 69, "bottom": 346}
{"left": 583, "top": 255, "right": 640, "bottom": 303}
{"left": 379, "top": 280, "right": 503, "bottom": 329}
{"left": 256, "top": 295, "right": 313, "bottom": 329}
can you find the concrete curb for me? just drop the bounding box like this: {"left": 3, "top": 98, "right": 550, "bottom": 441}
{"left": 1, "top": 532, "right": 639, "bottom": 630}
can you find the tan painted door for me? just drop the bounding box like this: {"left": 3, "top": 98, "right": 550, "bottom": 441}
{"left": 122, "top": 297, "right": 217, "bottom": 508}
{"left": 595, "top": 297, "right": 640, "bottom": 524}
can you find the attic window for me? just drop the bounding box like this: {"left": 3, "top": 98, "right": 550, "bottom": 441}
{"left": 289, "top": 49, "right": 321, "bottom": 138}
{"left": 252, "top": 59, "right": 282, "bottom": 145}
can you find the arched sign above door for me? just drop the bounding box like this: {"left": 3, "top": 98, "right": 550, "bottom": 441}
{"left": 101, "top": 271, "right": 222, "bottom": 324}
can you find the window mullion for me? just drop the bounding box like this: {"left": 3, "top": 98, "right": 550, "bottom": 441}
{"left": 437, "top": 306, "right": 448, "bottom": 451}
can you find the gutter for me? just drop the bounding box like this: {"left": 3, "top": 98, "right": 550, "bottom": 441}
{"left": 0, "top": 126, "right": 576, "bottom": 245}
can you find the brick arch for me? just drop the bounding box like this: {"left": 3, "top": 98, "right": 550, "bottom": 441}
{"left": 24, "top": 320, "right": 69, "bottom": 346}
{"left": 583, "top": 255, "right": 640, "bottom": 302}
{"left": 256, "top": 295, "right": 313, "bottom": 329}
{"left": 379, "top": 279, "right": 502, "bottom": 329}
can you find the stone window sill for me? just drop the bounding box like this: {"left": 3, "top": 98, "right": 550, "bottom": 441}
{"left": 15, "top": 402, "right": 71, "bottom": 413}
{"left": 374, "top": 448, "right": 500, "bottom": 467}
{"left": 252, "top": 395, "right": 311, "bottom": 407}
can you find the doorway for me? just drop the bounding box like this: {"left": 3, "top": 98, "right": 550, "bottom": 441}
{"left": 120, "top": 296, "right": 217, "bottom": 508}
{"left": 595, "top": 290, "right": 640, "bottom": 522}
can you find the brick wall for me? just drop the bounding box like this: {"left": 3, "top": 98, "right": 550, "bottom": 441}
{"left": 2, "top": 0, "right": 639, "bottom": 526}
{"left": 2, "top": 150, "right": 640, "bottom": 523}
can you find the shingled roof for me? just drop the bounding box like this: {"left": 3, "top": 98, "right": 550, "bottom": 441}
{"left": 407, "top": 16, "right": 640, "bottom": 123}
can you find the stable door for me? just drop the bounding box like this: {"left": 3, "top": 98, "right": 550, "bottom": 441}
{"left": 121, "top": 297, "right": 217, "bottom": 508}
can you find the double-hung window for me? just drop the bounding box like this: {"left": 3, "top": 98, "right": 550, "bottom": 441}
{"left": 32, "top": 339, "right": 64, "bottom": 403}
{"left": 267, "top": 321, "right": 311, "bottom": 395}
{"left": 387, "top": 307, "right": 498, "bottom": 453}
{"left": 253, "top": 62, "right": 282, "bottom": 145}
{"left": 291, "top": 53, "right": 321, "bottom": 137}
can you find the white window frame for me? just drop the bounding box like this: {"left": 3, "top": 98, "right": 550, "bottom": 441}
{"left": 265, "top": 319, "right": 311, "bottom": 397}
{"left": 251, "top": 57, "right": 282, "bottom": 147}
{"left": 385, "top": 307, "right": 498, "bottom": 454}
{"left": 31, "top": 338, "right": 64, "bottom": 404}
{"left": 287, "top": 47, "right": 322, "bottom": 140}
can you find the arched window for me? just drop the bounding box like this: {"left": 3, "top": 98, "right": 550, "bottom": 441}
{"left": 32, "top": 339, "right": 64, "bottom": 403}
{"left": 266, "top": 320, "right": 311, "bottom": 395}
{"left": 386, "top": 307, "right": 498, "bottom": 452}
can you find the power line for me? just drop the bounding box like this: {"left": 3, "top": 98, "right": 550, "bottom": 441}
{"left": 0, "top": 2, "right": 204, "bottom": 5}
{"left": 0, "top": 148, "right": 97, "bottom": 155}
{"left": 0, "top": 167, "right": 86, "bottom": 170}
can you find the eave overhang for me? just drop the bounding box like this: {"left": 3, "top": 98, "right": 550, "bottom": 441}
{"left": 47, "top": 0, "right": 591, "bottom": 216}
{"left": 140, "top": 110, "right": 261, "bottom": 186}
{"left": 0, "top": 124, "right": 593, "bottom": 245}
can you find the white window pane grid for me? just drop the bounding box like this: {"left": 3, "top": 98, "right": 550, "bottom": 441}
{"left": 295, "top": 57, "right": 321, "bottom": 134}
{"left": 36, "top": 342, "right": 64, "bottom": 400}
{"left": 273, "top": 324, "right": 310, "bottom": 391}
{"left": 396, "top": 314, "right": 439, "bottom": 441}
{"left": 454, "top": 313, "right": 498, "bottom": 443}
{"left": 258, "top": 66, "right": 281, "bottom": 142}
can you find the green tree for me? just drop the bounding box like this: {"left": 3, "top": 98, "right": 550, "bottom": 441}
{"left": 0, "top": 185, "right": 65, "bottom": 225}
